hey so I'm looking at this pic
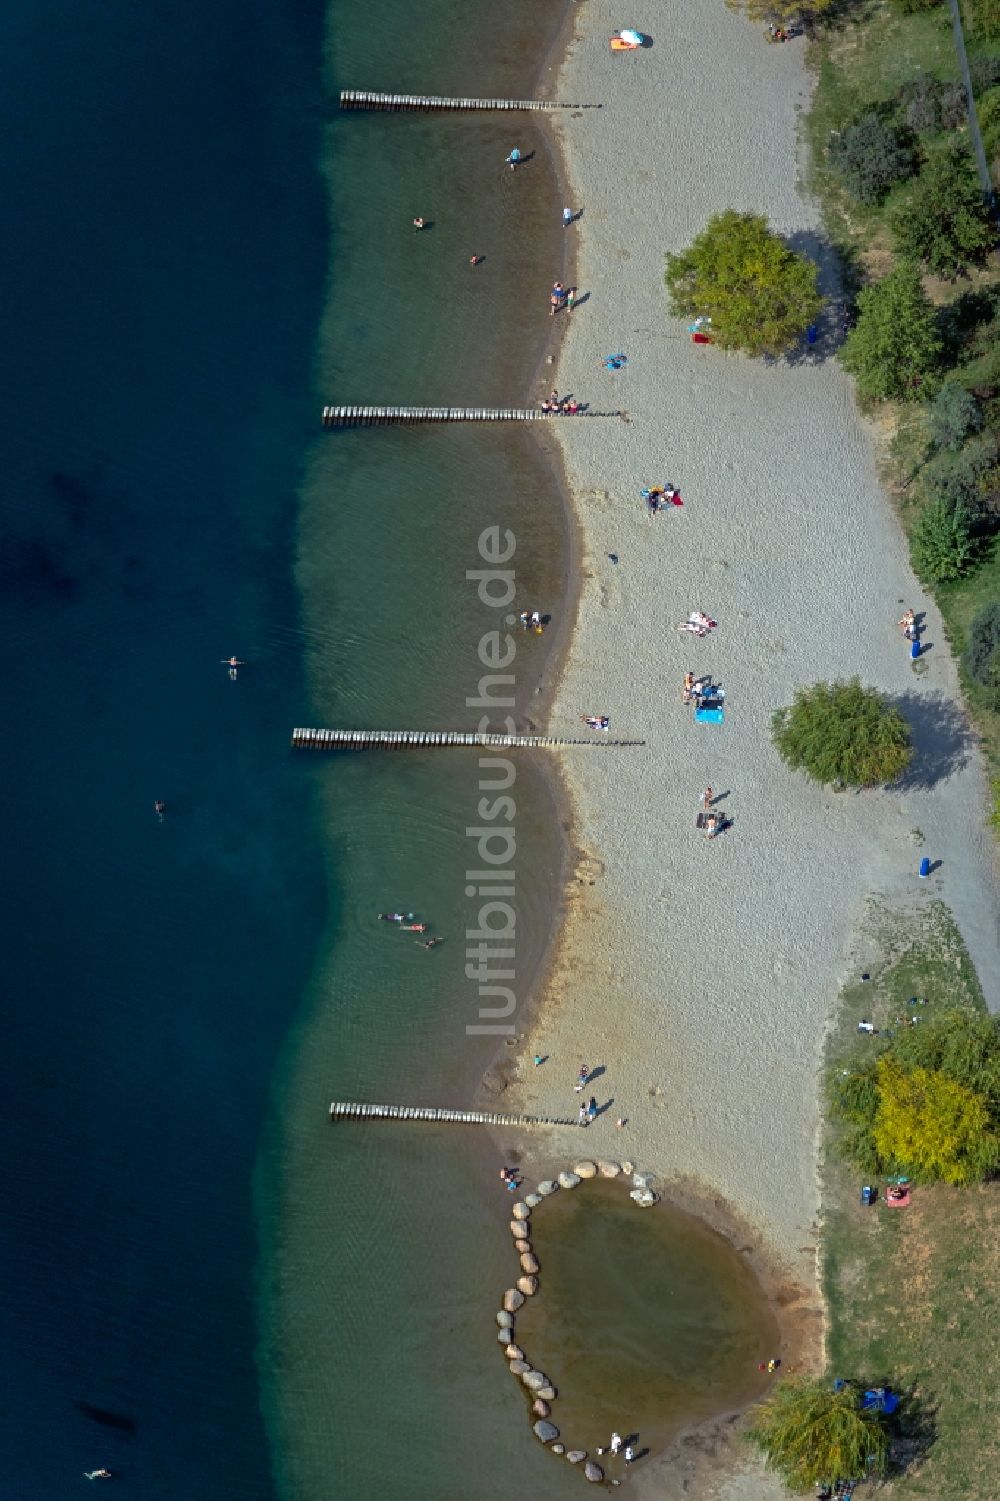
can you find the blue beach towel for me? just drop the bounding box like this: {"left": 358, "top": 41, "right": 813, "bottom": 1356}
{"left": 695, "top": 706, "right": 725, "bottom": 725}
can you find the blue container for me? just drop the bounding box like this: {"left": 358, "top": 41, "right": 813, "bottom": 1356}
{"left": 919, "top": 856, "right": 931, "bottom": 879}
{"left": 910, "top": 639, "right": 921, "bottom": 660}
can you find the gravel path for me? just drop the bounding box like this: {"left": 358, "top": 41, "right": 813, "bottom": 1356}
{"left": 507, "top": 0, "right": 1000, "bottom": 1313}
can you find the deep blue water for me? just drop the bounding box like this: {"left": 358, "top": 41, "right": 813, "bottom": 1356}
{"left": 0, "top": 3, "right": 327, "bottom": 1495}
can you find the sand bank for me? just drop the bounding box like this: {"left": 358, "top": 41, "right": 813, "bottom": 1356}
{"left": 498, "top": 0, "right": 999, "bottom": 1407}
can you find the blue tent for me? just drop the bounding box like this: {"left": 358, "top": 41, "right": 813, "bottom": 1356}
{"left": 861, "top": 1387, "right": 899, "bottom": 1415}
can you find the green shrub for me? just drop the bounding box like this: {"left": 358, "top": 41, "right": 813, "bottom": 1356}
{"left": 889, "top": 0, "right": 941, "bottom": 12}
{"left": 979, "top": 87, "right": 1000, "bottom": 156}
{"left": 772, "top": 679, "right": 912, "bottom": 787}
{"left": 840, "top": 266, "right": 941, "bottom": 401}
{"left": 664, "top": 211, "right": 822, "bottom": 356}
{"left": 963, "top": 601, "right": 1000, "bottom": 704}
{"left": 969, "top": 55, "right": 1000, "bottom": 91}
{"left": 829, "top": 113, "right": 916, "bottom": 204}
{"left": 922, "top": 434, "right": 1000, "bottom": 519}
{"left": 938, "top": 82, "right": 970, "bottom": 129}
{"left": 910, "top": 499, "right": 977, "bottom": 582}
{"left": 927, "top": 384, "right": 983, "bottom": 451}
{"left": 892, "top": 146, "right": 994, "bottom": 276}
{"left": 970, "top": 0, "right": 1000, "bottom": 36}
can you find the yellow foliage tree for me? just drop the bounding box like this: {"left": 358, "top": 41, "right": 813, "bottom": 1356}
{"left": 873, "top": 1057, "right": 994, "bottom": 1185}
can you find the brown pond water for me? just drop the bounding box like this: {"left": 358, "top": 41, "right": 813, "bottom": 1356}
{"left": 513, "top": 1181, "right": 779, "bottom": 1469}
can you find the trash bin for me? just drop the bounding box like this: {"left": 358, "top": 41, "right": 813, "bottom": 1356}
{"left": 860, "top": 1185, "right": 877, "bottom": 1207}
{"left": 919, "top": 857, "right": 930, "bottom": 879}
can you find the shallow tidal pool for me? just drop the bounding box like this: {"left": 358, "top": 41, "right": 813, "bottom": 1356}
{"left": 512, "top": 1180, "right": 780, "bottom": 1463}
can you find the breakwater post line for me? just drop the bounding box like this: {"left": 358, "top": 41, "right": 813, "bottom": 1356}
{"left": 320, "top": 406, "right": 625, "bottom": 427}
{"left": 339, "top": 91, "right": 603, "bottom": 113}
{"left": 292, "top": 728, "right": 646, "bottom": 749}
{"left": 329, "top": 1101, "right": 580, "bottom": 1127}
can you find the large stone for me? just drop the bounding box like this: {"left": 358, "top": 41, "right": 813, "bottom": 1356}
{"left": 520, "top": 1252, "right": 539, "bottom": 1274}
{"left": 620, "top": 1160, "right": 634, "bottom": 1175}
{"left": 597, "top": 1160, "right": 622, "bottom": 1178}
{"left": 509, "top": 1221, "right": 525, "bottom": 1237}
{"left": 537, "top": 1180, "right": 559, "bottom": 1196}
{"left": 496, "top": 1310, "right": 514, "bottom": 1328}
{"left": 552, "top": 1444, "right": 565, "bottom": 1455}
{"left": 535, "top": 1384, "right": 557, "bottom": 1400}
{"left": 504, "top": 1288, "right": 525, "bottom": 1313}
{"left": 509, "top": 1359, "right": 530, "bottom": 1375}
{"left": 574, "top": 1160, "right": 598, "bottom": 1178}
{"left": 517, "top": 1274, "right": 539, "bottom": 1296}
{"left": 524, "top": 1371, "right": 550, "bottom": 1391}
{"left": 533, "top": 1420, "right": 559, "bottom": 1444}
{"left": 630, "top": 1188, "right": 657, "bottom": 1207}
{"left": 498, "top": 1328, "right": 513, "bottom": 1343}
{"left": 558, "top": 1170, "right": 581, "bottom": 1189}
{"left": 632, "top": 1172, "right": 654, "bottom": 1190}
{"left": 514, "top": 1238, "right": 531, "bottom": 1255}
{"left": 566, "top": 1450, "right": 587, "bottom": 1464}
{"left": 505, "top": 1343, "right": 524, "bottom": 1360}
{"left": 532, "top": 1399, "right": 550, "bottom": 1418}
{"left": 524, "top": 1192, "right": 542, "bottom": 1208}
{"left": 584, "top": 1461, "right": 605, "bottom": 1482}
{"left": 512, "top": 1201, "right": 531, "bottom": 1221}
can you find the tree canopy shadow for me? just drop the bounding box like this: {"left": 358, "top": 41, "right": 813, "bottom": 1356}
{"left": 774, "top": 228, "right": 854, "bottom": 366}
{"left": 888, "top": 1386, "right": 939, "bottom": 1479}
{"left": 890, "top": 691, "right": 977, "bottom": 790}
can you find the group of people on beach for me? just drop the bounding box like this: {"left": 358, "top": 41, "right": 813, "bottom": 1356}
{"left": 518, "top": 609, "right": 546, "bottom": 633}
{"left": 677, "top": 610, "right": 717, "bottom": 637}
{"left": 681, "top": 672, "right": 714, "bottom": 708}
{"left": 550, "top": 282, "right": 577, "bottom": 316}
{"left": 595, "top": 1431, "right": 638, "bottom": 1466}
{"left": 540, "top": 389, "right": 582, "bottom": 414}
{"left": 642, "top": 483, "right": 681, "bottom": 515}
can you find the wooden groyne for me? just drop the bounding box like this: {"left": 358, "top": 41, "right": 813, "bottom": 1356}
{"left": 339, "top": 90, "right": 601, "bottom": 113}
{"left": 321, "top": 406, "right": 623, "bottom": 427}
{"left": 330, "top": 1101, "right": 580, "bottom": 1127}
{"left": 292, "top": 728, "right": 646, "bottom": 750}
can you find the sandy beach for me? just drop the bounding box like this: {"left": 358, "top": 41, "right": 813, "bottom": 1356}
{"left": 494, "top": 1, "right": 1000, "bottom": 1487}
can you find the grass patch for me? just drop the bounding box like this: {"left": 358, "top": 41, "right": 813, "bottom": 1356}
{"left": 822, "top": 902, "right": 998, "bottom": 1498}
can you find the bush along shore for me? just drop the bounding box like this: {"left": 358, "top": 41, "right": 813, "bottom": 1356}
{"left": 804, "top": 0, "right": 1000, "bottom": 817}
{"left": 496, "top": 1161, "right": 657, "bottom": 1485}
{"left": 810, "top": 900, "right": 1000, "bottom": 1500}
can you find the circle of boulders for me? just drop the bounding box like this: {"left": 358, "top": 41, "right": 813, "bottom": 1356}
{"left": 495, "top": 1159, "right": 659, "bottom": 1485}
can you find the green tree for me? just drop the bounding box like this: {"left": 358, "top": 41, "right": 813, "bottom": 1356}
{"left": 892, "top": 147, "right": 995, "bottom": 277}
{"left": 841, "top": 266, "right": 941, "bottom": 401}
{"left": 873, "top": 1057, "right": 998, "bottom": 1184}
{"left": 829, "top": 113, "right": 916, "bottom": 205}
{"left": 665, "top": 211, "right": 822, "bottom": 357}
{"left": 971, "top": 0, "right": 1000, "bottom": 36}
{"left": 772, "top": 679, "right": 912, "bottom": 788}
{"left": 927, "top": 383, "right": 983, "bottom": 452}
{"left": 747, "top": 1377, "right": 890, "bottom": 1491}
{"left": 963, "top": 601, "right": 1000, "bottom": 706}
{"left": 910, "top": 499, "right": 977, "bottom": 583}
{"left": 891, "top": 1006, "right": 1000, "bottom": 1113}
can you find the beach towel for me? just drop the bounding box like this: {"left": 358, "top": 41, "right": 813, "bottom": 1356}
{"left": 694, "top": 705, "right": 725, "bottom": 725}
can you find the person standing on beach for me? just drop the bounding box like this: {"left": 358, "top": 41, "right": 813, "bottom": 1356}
{"left": 507, "top": 147, "right": 522, "bottom": 170}
{"left": 566, "top": 287, "right": 577, "bottom": 311}
{"left": 624, "top": 1444, "right": 635, "bottom": 1466}
{"left": 575, "top": 1063, "right": 589, "bottom": 1092}
{"left": 609, "top": 1432, "right": 622, "bottom": 1456}
{"left": 563, "top": 206, "right": 574, "bottom": 227}
{"left": 550, "top": 282, "right": 565, "bottom": 316}
{"left": 700, "top": 785, "right": 713, "bottom": 810}
{"left": 682, "top": 672, "right": 695, "bottom": 704}
{"left": 578, "top": 1103, "right": 589, "bottom": 1126}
